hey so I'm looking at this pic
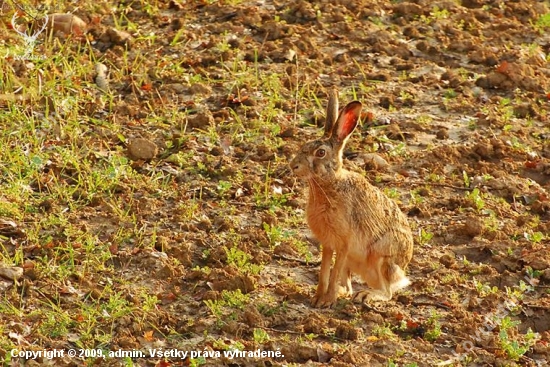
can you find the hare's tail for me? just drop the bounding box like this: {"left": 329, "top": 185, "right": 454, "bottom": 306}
{"left": 390, "top": 265, "right": 411, "bottom": 293}
{"left": 390, "top": 275, "right": 411, "bottom": 293}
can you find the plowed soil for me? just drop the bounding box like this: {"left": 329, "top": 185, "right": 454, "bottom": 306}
{"left": 1, "top": 0, "right": 550, "bottom": 366}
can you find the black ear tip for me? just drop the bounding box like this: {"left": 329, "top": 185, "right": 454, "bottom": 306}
{"left": 344, "top": 101, "right": 362, "bottom": 112}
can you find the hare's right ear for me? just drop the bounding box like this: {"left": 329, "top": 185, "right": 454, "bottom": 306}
{"left": 331, "top": 101, "right": 362, "bottom": 145}
{"left": 323, "top": 88, "right": 339, "bottom": 139}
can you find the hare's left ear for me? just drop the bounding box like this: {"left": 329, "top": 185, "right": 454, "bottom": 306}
{"left": 323, "top": 88, "right": 339, "bottom": 139}
{"left": 331, "top": 101, "right": 362, "bottom": 145}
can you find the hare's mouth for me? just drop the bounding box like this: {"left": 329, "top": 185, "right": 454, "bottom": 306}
{"left": 293, "top": 171, "right": 310, "bottom": 179}
{"left": 291, "top": 165, "right": 310, "bottom": 179}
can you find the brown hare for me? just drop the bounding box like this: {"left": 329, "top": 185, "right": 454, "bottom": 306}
{"left": 290, "top": 89, "right": 414, "bottom": 308}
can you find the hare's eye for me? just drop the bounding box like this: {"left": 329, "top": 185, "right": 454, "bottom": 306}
{"left": 315, "top": 148, "right": 326, "bottom": 158}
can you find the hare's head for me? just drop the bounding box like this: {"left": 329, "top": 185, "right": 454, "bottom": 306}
{"left": 290, "top": 90, "right": 362, "bottom": 183}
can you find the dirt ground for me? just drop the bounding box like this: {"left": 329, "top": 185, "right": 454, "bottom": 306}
{"left": 1, "top": 0, "right": 550, "bottom": 366}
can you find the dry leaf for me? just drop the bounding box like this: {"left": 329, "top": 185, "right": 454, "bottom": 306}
{"left": 495, "top": 60, "right": 510, "bottom": 75}
{"left": 155, "top": 360, "right": 172, "bottom": 367}
{"left": 141, "top": 82, "right": 153, "bottom": 91}
{"left": 143, "top": 330, "right": 155, "bottom": 341}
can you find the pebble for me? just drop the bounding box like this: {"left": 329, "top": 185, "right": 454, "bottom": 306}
{"left": 0, "top": 266, "right": 24, "bottom": 281}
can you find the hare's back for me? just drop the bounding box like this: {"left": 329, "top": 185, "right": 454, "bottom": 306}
{"left": 337, "top": 172, "right": 397, "bottom": 212}
{"left": 338, "top": 172, "right": 411, "bottom": 235}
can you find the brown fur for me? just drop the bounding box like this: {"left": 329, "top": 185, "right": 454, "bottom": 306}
{"left": 290, "top": 91, "right": 414, "bottom": 307}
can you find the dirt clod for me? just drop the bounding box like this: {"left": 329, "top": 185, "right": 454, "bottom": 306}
{"left": 127, "top": 138, "right": 158, "bottom": 161}
{"left": 106, "top": 28, "right": 133, "bottom": 47}
{"left": 211, "top": 274, "right": 256, "bottom": 293}
{"left": 335, "top": 322, "right": 360, "bottom": 341}
{"left": 461, "top": 216, "right": 485, "bottom": 237}
{"left": 439, "top": 254, "right": 456, "bottom": 268}
{"left": 186, "top": 111, "right": 214, "bottom": 130}
{"left": 436, "top": 128, "right": 449, "bottom": 140}
{"left": 241, "top": 305, "right": 264, "bottom": 327}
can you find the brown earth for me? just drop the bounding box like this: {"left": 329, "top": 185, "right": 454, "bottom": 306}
{"left": 1, "top": 0, "right": 550, "bottom": 366}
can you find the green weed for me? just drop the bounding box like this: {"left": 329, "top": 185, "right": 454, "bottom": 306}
{"left": 497, "top": 317, "right": 539, "bottom": 361}
{"left": 418, "top": 228, "right": 434, "bottom": 246}
{"left": 465, "top": 188, "right": 485, "bottom": 212}
{"left": 533, "top": 13, "right": 550, "bottom": 31}
{"left": 224, "top": 246, "right": 262, "bottom": 275}
{"left": 253, "top": 328, "right": 270, "bottom": 344}
{"left": 424, "top": 310, "right": 442, "bottom": 342}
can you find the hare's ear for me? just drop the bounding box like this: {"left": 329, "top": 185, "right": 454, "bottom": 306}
{"left": 332, "top": 101, "right": 362, "bottom": 144}
{"left": 323, "top": 88, "right": 339, "bottom": 138}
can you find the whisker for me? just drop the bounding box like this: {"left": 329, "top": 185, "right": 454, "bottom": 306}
{"left": 308, "top": 177, "right": 332, "bottom": 207}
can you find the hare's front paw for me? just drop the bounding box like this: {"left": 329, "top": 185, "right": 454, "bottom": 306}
{"left": 311, "top": 292, "right": 338, "bottom": 308}
{"left": 352, "top": 289, "right": 391, "bottom": 303}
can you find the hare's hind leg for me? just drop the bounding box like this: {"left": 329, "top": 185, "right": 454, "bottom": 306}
{"left": 353, "top": 256, "right": 408, "bottom": 302}
{"left": 353, "top": 255, "right": 392, "bottom": 302}
{"left": 338, "top": 268, "right": 352, "bottom": 297}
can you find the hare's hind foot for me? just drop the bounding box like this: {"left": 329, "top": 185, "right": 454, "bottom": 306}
{"left": 352, "top": 267, "right": 411, "bottom": 303}
{"left": 352, "top": 289, "right": 391, "bottom": 303}
{"left": 353, "top": 274, "right": 411, "bottom": 303}
{"left": 352, "top": 276, "right": 411, "bottom": 304}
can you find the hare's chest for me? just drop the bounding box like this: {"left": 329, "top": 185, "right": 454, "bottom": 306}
{"left": 306, "top": 201, "right": 346, "bottom": 249}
